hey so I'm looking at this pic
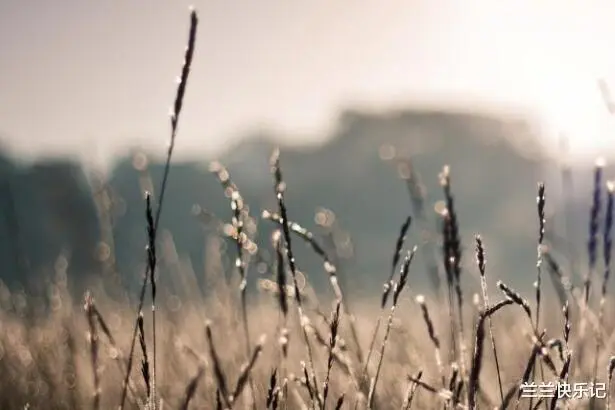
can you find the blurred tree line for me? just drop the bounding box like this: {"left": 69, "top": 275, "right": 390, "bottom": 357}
{"left": 0, "top": 108, "right": 593, "bottom": 300}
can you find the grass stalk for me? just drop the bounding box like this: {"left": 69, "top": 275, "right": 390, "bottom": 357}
{"left": 439, "top": 165, "right": 466, "bottom": 386}
{"left": 119, "top": 9, "right": 198, "bottom": 410}
{"left": 415, "top": 295, "right": 444, "bottom": 386}
{"left": 468, "top": 299, "right": 513, "bottom": 409}
{"left": 262, "top": 209, "right": 364, "bottom": 365}
{"left": 84, "top": 292, "right": 100, "bottom": 410}
{"left": 322, "top": 301, "right": 341, "bottom": 409}
{"left": 367, "top": 247, "right": 417, "bottom": 408}
{"left": 364, "top": 216, "right": 412, "bottom": 377}
{"left": 401, "top": 369, "right": 423, "bottom": 410}
{"left": 591, "top": 180, "right": 614, "bottom": 408}
{"left": 474, "top": 235, "right": 504, "bottom": 403}
{"left": 270, "top": 148, "right": 322, "bottom": 410}
{"left": 607, "top": 356, "right": 615, "bottom": 410}
{"left": 532, "top": 183, "right": 546, "bottom": 410}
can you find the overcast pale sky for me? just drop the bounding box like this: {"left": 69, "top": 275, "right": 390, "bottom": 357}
{"left": 1, "top": 1, "right": 615, "bottom": 167}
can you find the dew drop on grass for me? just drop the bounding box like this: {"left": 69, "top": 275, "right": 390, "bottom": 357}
{"left": 314, "top": 211, "right": 327, "bottom": 226}
{"left": 223, "top": 224, "right": 234, "bottom": 237}
{"left": 434, "top": 200, "right": 446, "bottom": 216}
{"left": 247, "top": 241, "right": 258, "bottom": 255}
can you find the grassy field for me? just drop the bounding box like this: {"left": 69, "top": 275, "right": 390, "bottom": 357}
{"left": 1, "top": 8, "right": 615, "bottom": 410}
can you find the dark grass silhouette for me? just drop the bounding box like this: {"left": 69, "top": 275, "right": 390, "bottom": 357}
{"left": 3, "top": 7, "right": 615, "bottom": 410}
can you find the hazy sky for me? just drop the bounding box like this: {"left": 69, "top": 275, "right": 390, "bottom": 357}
{"left": 2, "top": 1, "right": 615, "bottom": 167}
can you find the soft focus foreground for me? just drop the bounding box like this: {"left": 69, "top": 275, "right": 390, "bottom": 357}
{"left": 0, "top": 214, "right": 614, "bottom": 410}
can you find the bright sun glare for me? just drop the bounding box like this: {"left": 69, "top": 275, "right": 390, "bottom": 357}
{"left": 445, "top": 1, "right": 615, "bottom": 164}
{"left": 537, "top": 76, "right": 615, "bottom": 162}
{"left": 514, "top": 19, "right": 615, "bottom": 163}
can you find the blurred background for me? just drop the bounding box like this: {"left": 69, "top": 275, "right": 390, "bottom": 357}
{"left": 1, "top": 0, "right": 615, "bottom": 300}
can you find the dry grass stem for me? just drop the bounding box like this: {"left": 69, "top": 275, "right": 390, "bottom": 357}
{"left": 367, "top": 247, "right": 417, "bottom": 408}
{"left": 119, "top": 9, "right": 198, "bottom": 410}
